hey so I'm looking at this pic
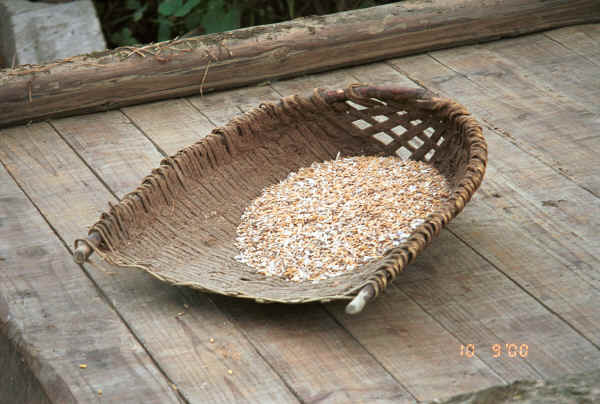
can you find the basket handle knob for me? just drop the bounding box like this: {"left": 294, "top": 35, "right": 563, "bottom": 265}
{"left": 73, "top": 231, "right": 101, "bottom": 263}
{"left": 345, "top": 284, "right": 375, "bottom": 315}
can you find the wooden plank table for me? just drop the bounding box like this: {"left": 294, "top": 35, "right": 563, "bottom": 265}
{"left": 1, "top": 24, "right": 599, "bottom": 403}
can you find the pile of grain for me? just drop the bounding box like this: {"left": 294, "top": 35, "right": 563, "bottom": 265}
{"left": 234, "top": 156, "right": 451, "bottom": 282}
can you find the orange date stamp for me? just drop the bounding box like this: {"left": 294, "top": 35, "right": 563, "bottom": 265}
{"left": 460, "top": 343, "right": 529, "bottom": 358}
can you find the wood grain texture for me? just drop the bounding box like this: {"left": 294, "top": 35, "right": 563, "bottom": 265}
{"left": 0, "top": 337, "right": 52, "bottom": 404}
{"left": 482, "top": 31, "right": 600, "bottom": 114}
{"left": 122, "top": 98, "right": 216, "bottom": 156}
{"left": 96, "top": 87, "right": 414, "bottom": 403}
{"left": 544, "top": 24, "right": 600, "bottom": 66}
{"left": 392, "top": 32, "right": 600, "bottom": 196}
{"left": 0, "top": 122, "right": 297, "bottom": 403}
{"left": 0, "top": 157, "right": 179, "bottom": 403}
{"left": 187, "top": 84, "right": 283, "bottom": 128}
{"left": 1, "top": 0, "right": 599, "bottom": 128}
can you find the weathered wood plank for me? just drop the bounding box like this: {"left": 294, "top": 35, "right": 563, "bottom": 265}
{"left": 216, "top": 297, "right": 416, "bottom": 403}
{"left": 121, "top": 85, "right": 282, "bottom": 156}
{"left": 545, "top": 24, "right": 600, "bottom": 66}
{"left": 270, "top": 66, "right": 600, "bottom": 390}
{"left": 187, "top": 84, "right": 283, "bottom": 128}
{"left": 478, "top": 32, "right": 600, "bottom": 114}
{"left": 0, "top": 154, "right": 179, "bottom": 403}
{"left": 268, "top": 70, "right": 358, "bottom": 98}
{"left": 393, "top": 33, "right": 600, "bottom": 196}
{"left": 122, "top": 98, "right": 216, "bottom": 156}
{"left": 94, "top": 88, "right": 415, "bottom": 403}
{"left": 52, "top": 111, "right": 162, "bottom": 199}
{"left": 0, "top": 122, "right": 297, "bottom": 403}
{"left": 0, "top": 330, "right": 53, "bottom": 404}
{"left": 2, "top": 0, "right": 599, "bottom": 128}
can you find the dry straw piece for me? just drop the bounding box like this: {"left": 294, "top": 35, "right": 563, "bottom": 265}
{"left": 74, "top": 84, "right": 487, "bottom": 314}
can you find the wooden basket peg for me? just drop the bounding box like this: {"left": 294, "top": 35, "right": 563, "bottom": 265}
{"left": 345, "top": 284, "right": 375, "bottom": 315}
{"left": 73, "top": 231, "right": 102, "bottom": 264}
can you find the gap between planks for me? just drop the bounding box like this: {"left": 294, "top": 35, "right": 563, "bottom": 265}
{"left": 0, "top": 163, "right": 182, "bottom": 402}
{"left": 543, "top": 25, "right": 600, "bottom": 68}
{"left": 402, "top": 26, "right": 600, "bottom": 199}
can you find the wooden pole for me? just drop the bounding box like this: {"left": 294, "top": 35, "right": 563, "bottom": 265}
{"left": 1, "top": 0, "right": 598, "bottom": 128}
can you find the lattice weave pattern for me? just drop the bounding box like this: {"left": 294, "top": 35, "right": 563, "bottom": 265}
{"left": 76, "top": 84, "right": 487, "bottom": 305}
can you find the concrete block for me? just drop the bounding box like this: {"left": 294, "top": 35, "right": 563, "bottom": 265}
{"left": 0, "top": 0, "right": 106, "bottom": 67}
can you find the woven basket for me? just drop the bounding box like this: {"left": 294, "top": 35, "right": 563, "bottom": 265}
{"left": 74, "top": 84, "right": 487, "bottom": 314}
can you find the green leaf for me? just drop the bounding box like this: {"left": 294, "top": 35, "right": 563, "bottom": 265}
{"left": 286, "top": 0, "right": 295, "bottom": 19}
{"left": 125, "top": 0, "right": 141, "bottom": 10}
{"left": 184, "top": 10, "right": 205, "bottom": 31}
{"left": 200, "top": 0, "right": 241, "bottom": 34}
{"left": 110, "top": 27, "right": 138, "bottom": 46}
{"left": 174, "top": 0, "right": 203, "bottom": 17}
{"left": 95, "top": 2, "right": 105, "bottom": 15}
{"left": 133, "top": 4, "right": 148, "bottom": 22}
{"left": 357, "top": 0, "right": 376, "bottom": 8}
{"left": 158, "top": 0, "right": 183, "bottom": 16}
{"left": 158, "top": 17, "right": 173, "bottom": 41}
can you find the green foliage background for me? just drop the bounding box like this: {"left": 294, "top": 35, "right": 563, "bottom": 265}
{"left": 94, "top": 0, "right": 397, "bottom": 48}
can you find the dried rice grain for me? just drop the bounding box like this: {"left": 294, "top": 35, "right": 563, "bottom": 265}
{"left": 235, "top": 156, "right": 451, "bottom": 282}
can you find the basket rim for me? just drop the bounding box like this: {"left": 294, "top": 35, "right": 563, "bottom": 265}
{"left": 74, "top": 83, "right": 488, "bottom": 312}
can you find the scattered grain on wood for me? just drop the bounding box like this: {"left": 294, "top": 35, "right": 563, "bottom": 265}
{"left": 235, "top": 156, "right": 451, "bottom": 282}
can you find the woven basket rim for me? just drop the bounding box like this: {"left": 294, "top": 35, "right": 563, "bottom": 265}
{"left": 74, "top": 84, "right": 487, "bottom": 309}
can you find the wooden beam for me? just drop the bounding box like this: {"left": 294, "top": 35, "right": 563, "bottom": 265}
{"left": 1, "top": 0, "right": 599, "bottom": 128}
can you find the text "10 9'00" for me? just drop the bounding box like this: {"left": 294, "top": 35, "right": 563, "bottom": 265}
{"left": 460, "top": 344, "right": 529, "bottom": 358}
